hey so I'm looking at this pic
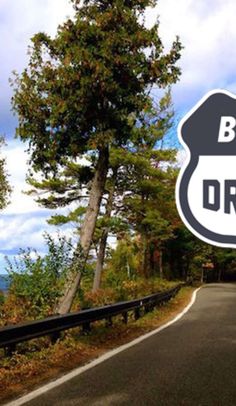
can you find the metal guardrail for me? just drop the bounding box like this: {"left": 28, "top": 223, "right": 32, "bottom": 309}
{"left": 0, "top": 284, "right": 182, "bottom": 354}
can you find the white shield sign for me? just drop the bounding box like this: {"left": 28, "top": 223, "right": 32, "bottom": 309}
{"left": 176, "top": 89, "right": 236, "bottom": 248}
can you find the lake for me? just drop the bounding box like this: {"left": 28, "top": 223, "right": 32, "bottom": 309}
{"left": 0, "top": 275, "right": 9, "bottom": 292}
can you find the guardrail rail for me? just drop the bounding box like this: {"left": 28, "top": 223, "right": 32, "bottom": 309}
{"left": 0, "top": 284, "right": 182, "bottom": 355}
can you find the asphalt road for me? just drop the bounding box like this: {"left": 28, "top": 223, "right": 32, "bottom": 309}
{"left": 23, "top": 284, "right": 236, "bottom": 406}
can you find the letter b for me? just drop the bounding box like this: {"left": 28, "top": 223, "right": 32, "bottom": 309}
{"left": 218, "top": 116, "right": 236, "bottom": 142}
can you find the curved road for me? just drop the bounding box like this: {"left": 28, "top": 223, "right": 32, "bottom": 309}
{"left": 20, "top": 284, "right": 236, "bottom": 405}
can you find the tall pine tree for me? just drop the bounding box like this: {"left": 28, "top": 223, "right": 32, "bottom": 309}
{"left": 11, "top": 0, "right": 182, "bottom": 313}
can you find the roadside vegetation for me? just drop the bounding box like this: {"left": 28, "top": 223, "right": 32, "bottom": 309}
{"left": 0, "top": 233, "right": 176, "bottom": 326}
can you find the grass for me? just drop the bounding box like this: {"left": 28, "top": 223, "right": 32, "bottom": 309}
{"left": 0, "top": 286, "right": 194, "bottom": 405}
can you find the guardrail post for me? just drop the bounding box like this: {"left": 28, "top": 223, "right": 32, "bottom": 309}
{"left": 134, "top": 308, "right": 140, "bottom": 320}
{"left": 150, "top": 301, "right": 155, "bottom": 311}
{"left": 4, "top": 344, "right": 16, "bottom": 357}
{"left": 82, "top": 322, "right": 91, "bottom": 335}
{"left": 165, "top": 294, "right": 171, "bottom": 303}
{"left": 144, "top": 303, "right": 150, "bottom": 313}
{"left": 50, "top": 331, "right": 61, "bottom": 344}
{"left": 106, "top": 316, "right": 113, "bottom": 327}
{"left": 122, "top": 312, "right": 128, "bottom": 324}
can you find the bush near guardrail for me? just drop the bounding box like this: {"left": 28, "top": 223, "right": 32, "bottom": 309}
{"left": 0, "top": 284, "right": 182, "bottom": 356}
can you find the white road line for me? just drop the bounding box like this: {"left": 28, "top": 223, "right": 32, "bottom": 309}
{"left": 5, "top": 286, "right": 202, "bottom": 406}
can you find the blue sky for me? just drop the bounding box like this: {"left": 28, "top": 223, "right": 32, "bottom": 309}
{"left": 1, "top": 0, "right": 236, "bottom": 272}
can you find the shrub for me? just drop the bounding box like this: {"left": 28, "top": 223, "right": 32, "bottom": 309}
{"left": 3, "top": 232, "right": 74, "bottom": 320}
{"left": 79, "top": 288, "right": 115, "bottom": 309}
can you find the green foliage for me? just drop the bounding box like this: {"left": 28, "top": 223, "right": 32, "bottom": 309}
{"left": 111, "top": 93, "right": 180, "bottom": 276}
{"left": 106, "top": 236, "right": 138, "bottom": 281}
{"left": 48, "top": 207, "right": 87, "bottom": 228}
{"left": 11, "top": 0, "right": 181, "bottom": 173}
{"left": 164, "top": 223, "right": 236, "bottom": 282}
{"left": 0, "top": 137, "right": 11, "bottom": 210}
{"left": 4, "top": 233, "right": 74, "bottom": 318}
{"left": 25, "top": 158, "right": 93, "bottom": 211}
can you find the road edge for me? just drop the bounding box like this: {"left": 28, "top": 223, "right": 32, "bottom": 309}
{"left": 5, "top": 286, "right": 202, "bottom": 406}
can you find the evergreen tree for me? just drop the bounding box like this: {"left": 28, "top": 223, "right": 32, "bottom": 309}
{"left": 114, "top": 92, "right": 179, "bottom": 277}
{"left": 92, "top": 91, "right": 177, "bottom": 287}
{"left": 11, "top": 0, "right": 182, "bottom": 313}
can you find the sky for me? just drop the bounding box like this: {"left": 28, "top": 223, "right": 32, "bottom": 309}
{"left": 0, "top": 0, "right": 236, "bottom": 272}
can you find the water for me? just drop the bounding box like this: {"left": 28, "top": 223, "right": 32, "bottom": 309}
{"left": 0, "top": 275, "right": 9, "bottom": 292}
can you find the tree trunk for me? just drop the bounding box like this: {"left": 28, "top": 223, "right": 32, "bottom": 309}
{"left": 159, "top": 249, "right": 163, "bottom": 279}
{"left": 201, "top": 267, "right": 204, "bottom": 284}
{"left": 218, "top": 267, "right": 222, "bottom": 282}
{"left": 92, "top": 169, "right": 117, "bottom": 292}
{"left": 92, "top": 233, "right": 107, "bottom": 292}
{"left": 142, "top": 237, "right": 150, "bottom": 278}
{"left": 55, "top": 146, "right": 109, "bottom": 314}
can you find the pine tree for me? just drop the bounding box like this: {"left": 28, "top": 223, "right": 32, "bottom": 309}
{"left": 93, "top": 91, "right": 177, "bottom": 287}
{"left": 11, "top": 0, "right": 182, "bottom": 313}
{"left": 114, "top": 92, "right": 179, "bottom": 277}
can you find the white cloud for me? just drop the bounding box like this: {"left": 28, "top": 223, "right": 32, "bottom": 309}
{"left": 0, "top": 140, "right": 77, "bottom": 265}
{"left": 1, "top": 0, "right": 73, "bottom": 71}
{"left": 0, "top": 214, "right": 74, "bottom": 252}
{"left": 177, "top": 149, "right": 187, "bottom": 167}
{"left": 0, "top": 0, "right": 74, "bottom": 135}
{"left": 1, "top": 140, "right": 46, "bottom": 215}
{"left": 157, "top": 0, "right": 236, "bottom": 109}
{"left": 0, "top": 217, "right": 47, "bottom": 251}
